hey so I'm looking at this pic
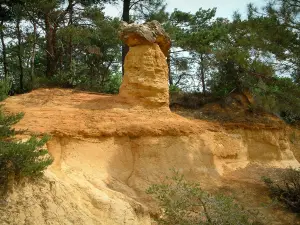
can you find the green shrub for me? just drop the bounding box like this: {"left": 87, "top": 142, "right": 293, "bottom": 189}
{"left": 170, "top": 92, "right": 217, "bottom": 109}
{"left": 0, "top": 79, "right": 12, "bottom": 101}
{"left": 102, "top": 72, "right": 122, "bottom": 94}
{"left": 252, "top": 77, "right": 300, "bottom": 124}
{"left": 31, "top": 72, "right": 122, "bottom": 94}
{"left": 169, "top": 85, "right": 182, "bottom": 93}
{"left": 263, "top": 168, "right": 300, "bottom": 213}
{"left": 0, "top": 107, "right": 23, "bottom": 138}
{"left": 147, "top": 170, "right": 260, "bottom": 225}
{"left": 31, "top": 74, "right": 74, "bottom": 89}
{"left": 0, "top": 107, "right": 53, "bottom": 196}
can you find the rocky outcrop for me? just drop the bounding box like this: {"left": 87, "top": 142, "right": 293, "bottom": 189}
{"left": 2, "top": 88, "right": 300, "bottom": 225}
{"left": 119, "top": 21, "right": 170, "bottom": 108}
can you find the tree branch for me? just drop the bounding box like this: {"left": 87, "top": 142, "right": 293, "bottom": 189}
{"left": 129, "top": 0, "right": 144, "bottom": 10}
{"left": 24, "top": 9, "right": 45, "bottom": 30}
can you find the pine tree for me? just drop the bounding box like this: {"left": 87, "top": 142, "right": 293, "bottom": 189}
{"left": 0, "top": 107, "right": 53, "bottom": 196}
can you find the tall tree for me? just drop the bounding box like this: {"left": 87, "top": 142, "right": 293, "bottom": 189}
{"left": 24, "top": 0, "right": 116, "bottom": 77}
{"left": 121, "top": 0, "right": 130, "bottom": 76}
{"left": 247, "top": 0, "right": 300, "bottom": 84}
{"left": 0, "top": 20, "right": 7, "bottom": 78}
{"left": 16, "top": 14, "right": 24, "bottom": 91}
{"left": 30, "top": 21, "right": 37, "bottom": 81}
{"left": 165, "top": 8, "right": 226, "bottom": 93}
{"left": 0, "top": 0, "right": 23, "bottom": 78}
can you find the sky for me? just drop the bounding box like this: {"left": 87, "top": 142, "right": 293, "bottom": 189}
{"left": 104, "top": 0, "right": 267, "bottom": 19}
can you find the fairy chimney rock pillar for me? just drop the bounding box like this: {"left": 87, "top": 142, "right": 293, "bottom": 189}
{"left": 119, "top": 20, "right": 171, "bottom": 108}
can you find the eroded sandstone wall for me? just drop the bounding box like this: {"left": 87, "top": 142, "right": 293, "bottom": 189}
{"left": 119, "top": 44, "right": 169, "bottom": 107}
{"left": 2, "top": 127, "right": 299, "bottom": 225}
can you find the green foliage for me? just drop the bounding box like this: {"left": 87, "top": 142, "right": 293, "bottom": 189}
{"left": 0, "top": 136, "right": 53, "bottom": 180}
{"left": 252, "top": 77, "right": 300, "bottom": 124}
{"left": 0, "top": 0, "right": 122, "bottom": 94}
{"left": 169, "top": 85, "right": 181, "bottom": 93}
{"left": 131, "top": 0, "right": 168, "bottom": 22}
{"left": 208, "top": 13, "right": 275, "bottom": 97}
{"left": 164, "top": 1, "right": 300, "bottom": 125}
{"left": 0, "top": 107, "right": 53, "bottom": 196}
{"left": 147, "top": 170, "right": 260, "bottom": 225}
{"left": 166, "top": 8, "right": 227, "bottom": 93}
{"left": 246, "top": 0, "right": 300, "bottom": 87}
{"left": 263, "top": 168, "right": 300, "bottom": 213}
{"left": 0, "top": 79, "right": 11, "bottom": 101}
{"left": 55, "top": 13, "right": 121, "bottom": 92}
{"left": 101, "top": 72, "right": 122, "bottom": 94}
{"left": 0, "top": 106, "right": 23, "bottom": 138}
{"left": 170, "top": 92, "right": 216, "bottom": 109}
{"left": 0, "top": 0, "right": 24, "bottom": 21}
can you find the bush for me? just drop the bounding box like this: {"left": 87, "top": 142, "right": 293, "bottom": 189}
{"left": 31, "top": 72, "right": 122, "bottom": 94}
{"left": 147, "top": 170, "right": 260, "bottom": 225}
{"left": 101, "top": 72, "right": 122, "bottom": 94}
{"left": 31, "top": 74, "right": 74, "bottom": 89}
{"left": 170, "top": 92, "right": 217, "bottom": 109}
{"left": 263, "top": 168, "right": 300, "bottom": 213}
{"left": 252, "top": 77, "right": 300, "bottom": 124}
{"left": 0, "top": 108, "right": 23, "bottom": 138}
{"left": 0, "top": 107, "right": 53, "bottom": 196}
{"left": 169, "top": 85, "right": 182, "bottom": 93}
{"left": 0, "top": 79, "right": 12, "bottom": 101}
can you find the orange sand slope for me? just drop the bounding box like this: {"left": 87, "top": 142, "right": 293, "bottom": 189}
{"left": 3, "top": 88, "right": 215, "bottom": 138}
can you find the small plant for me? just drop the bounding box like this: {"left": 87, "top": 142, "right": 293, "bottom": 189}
{"left": 169, "top": 85, "right": 182, "bottom": 93}
{"left": 0, "top": 107, "right": 53, "bottom": 196}
{"left": 147, "top": 170, "right": 260, "bottom": 225}
{"left": 262, "top": 168, "right": 300, "bottom": 213}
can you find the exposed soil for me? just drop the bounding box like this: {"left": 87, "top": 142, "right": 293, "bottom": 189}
{"left": 1, "top": 88, "right": 300, "bottom": 225}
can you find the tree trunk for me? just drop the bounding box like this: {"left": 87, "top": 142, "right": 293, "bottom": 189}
{"left": 30, "top": 21, "right": 37, "bottom": 82}
{"left": 167, "top": 52, "right": 173, "bottom": 85}
{"left": 200, "top": 54, "right": 206, "bottom": 94}
{"left": 0, "top": 20, "right": 8, "bottom": 79}
{"left": 68, "top": 0, "right": 73, "bottom": 69}
{"left": 122, "top": 0, "right": 130, "bottom": 76}
{"left": 45, "top": 13, "right": 56, "bottom": 77}
{"left": 16, "top": 19, "right": 24, "bottom": 91}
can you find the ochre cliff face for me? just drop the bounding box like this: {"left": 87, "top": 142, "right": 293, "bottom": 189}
{"left": 119, "top": 44, "right": 169, "bottom": 108}
{"left": 2, "top": 88, "right": 300, "bottom": 225}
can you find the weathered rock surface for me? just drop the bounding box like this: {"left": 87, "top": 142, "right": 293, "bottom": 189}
{"left": 2, "top": 88, "right": 300, "bottom": 225}
{"left": 119, "top": 20, "right": 171, "bottom": 56}
{"left": 119, "top": 44, "right": 169, "bottom": 108}
{"left": 119, "top": 21, "right": 170, "bottom": 108}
